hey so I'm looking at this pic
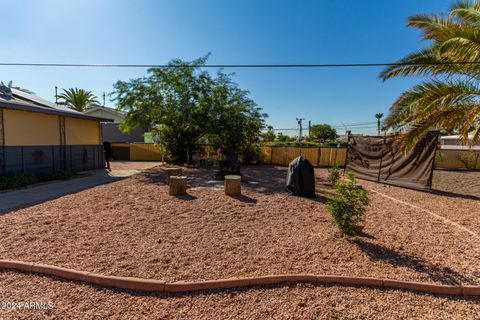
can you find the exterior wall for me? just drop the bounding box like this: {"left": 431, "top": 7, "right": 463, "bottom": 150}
{"left": 439, "top": 137, "right": 480, "bottom": 150}
{"left": 1, "top": 145, "right": 104, "bottom": 176}
{"left": 0, "top": 108, "right": 104, "bottom": 176}
{"left": 65, "top": 117, "right": 100, "bottom": 145}
{"left": 102, "top": 123, "right": 145, "bottom": 143}
{"left": 3, "top": 109, "right": 60, "bottom": 146}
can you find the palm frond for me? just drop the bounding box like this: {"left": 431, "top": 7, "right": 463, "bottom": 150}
{"left": 385, "top": 79, "right": 480, "bottom": 145}
{"left": 378, "top": 47, "right": 462, "bottom": 81}
{"left": 451, "top": 0, "right": 480, "bottom": 24}
{"left": 407, "top": 14, "right": 455, "bottom": 40}
{"left": 437, "top": 24, "right": 480, "bottom": 61}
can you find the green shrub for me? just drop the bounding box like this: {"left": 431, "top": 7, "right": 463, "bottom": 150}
{"left": 327, "top": 164, "right": 341, "bottom": 185}
{"left": 323, "top": 140, "right": 348, "bottom": 147}
{"left": 0, "top": 171, "right": 37, "bottom": 190}
{"left": 458, "top": 152, "right": 478, "bottom": 170}
{"left": 263, "top": 140, "right": 348, "bottom": 148}
{"left": 239, "top": 143, "right": 262, "bottom": 164}
{"left": 326, "top": 171, "right": 369, "bottom": 236}
{"left": 0, "top": 170, "right": 75, "bottom": 191}
{"left": 41, "top": 170, "right": 75, "bottom": 182}
{"left": 264, "top": 141, "right": 319, "bottom": 147}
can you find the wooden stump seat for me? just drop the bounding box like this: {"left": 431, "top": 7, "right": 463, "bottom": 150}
{"left": 224, "top": 175, "right": 241, "bottom": 196}
{"left": 164, "top": 167, "right": 182, "bottom": 185}
{"left": 169, "top": 176, "right": 187, "bottom": 196}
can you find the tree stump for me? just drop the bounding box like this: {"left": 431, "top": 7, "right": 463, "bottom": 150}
{"left": 169, "top": 176, "right": 187, "bottom": 196}
{"left": 164, "top": 167, "right": 182, "bottom": 185}
{"left": 224, "top": 175, "right": 241, "bottom": 196}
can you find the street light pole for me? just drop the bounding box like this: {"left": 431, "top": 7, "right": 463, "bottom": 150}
{"left": 296, "top": 118, "right": 305, "bottom": 141}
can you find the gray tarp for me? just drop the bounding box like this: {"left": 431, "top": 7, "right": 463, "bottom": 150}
{"left": 346, "top": 132, "right": 438, "bottom": 191}
{"left": 286, "top": 156, "right": 316, "bottom": 197}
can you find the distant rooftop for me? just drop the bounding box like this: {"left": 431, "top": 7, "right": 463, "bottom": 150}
{"left": 0, "top": 86, "right": 113, "bottom": 122}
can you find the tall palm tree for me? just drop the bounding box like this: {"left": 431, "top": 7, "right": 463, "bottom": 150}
{"left": 58, "top": 88, "right": 100, "bottom": 112}
{"left": 375, "top": 113, "right": 384, "bottom": 136}
{"left": 379, "top": 0, "right": 480, "bottom": 151}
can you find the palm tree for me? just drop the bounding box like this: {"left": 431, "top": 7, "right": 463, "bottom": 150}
{"left": 375, "top": 113, "right": 384, "bottom": 136}
{"left": 58, "top": 88, "right": 100, "bottom": 112}
{"left": 379, "top": 0, "right": 480, "bottom": 151}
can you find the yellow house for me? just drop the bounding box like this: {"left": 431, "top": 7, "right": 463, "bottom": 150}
{"left": 0, "top": 86, "right": 112, "bottom": 176}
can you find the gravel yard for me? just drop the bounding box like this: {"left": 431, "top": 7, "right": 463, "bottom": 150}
{"left": 359, "top": 170, "right": 480, "bottom": 233}
{"left": 0, "top": 271, "right": 479, "bottom": 320}
{"left": 0, "top": 164, "right": 479, "bottom": 318}
{"left": 432, "top": 169, "right": 480, "bottom": 198}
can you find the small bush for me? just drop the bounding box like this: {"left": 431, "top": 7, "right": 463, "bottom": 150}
{"left": 239, "top": 143, "right": 262, "bottom": 164}
{"left": 41, "top": 170, "right": 75, "bottom": 182}
{"left": 327, "top": 164, "right": 341, "bottom": 185}
{"left": 458, "top": 152, "right": 478, "bottom": 170}
{"left": 264, "top": 141, "right": 319, "bottom": 147}
{"left": 326, "top": 171, "right": 369, "bottom": 236}
{"left": 0, "top": 171, "right": 37, "bottom": 190}
{"left": 263, "top": 140, "right": 348, "bottom": 147}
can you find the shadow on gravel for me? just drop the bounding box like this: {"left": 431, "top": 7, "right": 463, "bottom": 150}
{"left": 135, "top": 168, "right": 166, "bottom": 184}
{"left": 350, "top": 239, "right": 472, "bottom": 285}
{"left": 430, "top": 189, "right": 480, "bottom": 201}
{"left": 231, "top": 194, "right": 257, "bottom": 204}
{"left": 134, "top": 165, "right": 334, "bottom": 205}
{"left": 174, "top": 194, "right": 198, "bottom": 201}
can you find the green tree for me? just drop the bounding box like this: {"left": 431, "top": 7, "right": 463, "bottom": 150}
{"left": 58, "top": 88, "right": 100, "bottom": 112}
{"left": 207, "top": 72, "right": 266, "bottom": 163}
{"left": 380, "top": 0, "right": 480, "bottom": 151}
{"left": 276, "top": 132, "right": 294, "bottom": 142}
{"left": 375, "top": 113, "right": 384, "bottom": 136}
{"left": 310, "top": 124, "right": 337, "bottom": 142}
{"left": 112, "top": 56, "right": 266, "bottom": 164}
{"left": 262, "top": 125, "right": 276, "bottom": 142}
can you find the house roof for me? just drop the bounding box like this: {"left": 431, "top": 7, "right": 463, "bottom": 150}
{"left": 440, "top": 133, "right": 476, "bottom": 140}
{"left": 83, "top": 106, "right": 126, "bottom": 117}
{"left": 0, "top": 87, "right": 113, "bottom": 122}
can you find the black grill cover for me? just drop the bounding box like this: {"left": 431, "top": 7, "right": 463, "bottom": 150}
{"left": 285, "top": 156, "right": 315, "bottom": 198}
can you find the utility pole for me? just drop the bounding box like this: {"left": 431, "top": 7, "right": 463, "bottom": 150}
{"left": 55, "top": 86, "right": 58, "bottom": 104}
{"left": 102, "top": 92, "right": 106, "bottom": 107}
{"left": 296, "top": 118, "right": 305, "bottom": 141}
{"left": 308, "top": 120, "right": 311, "bottom": 138}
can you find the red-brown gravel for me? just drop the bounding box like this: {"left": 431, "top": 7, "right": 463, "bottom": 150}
{"left": 0, "top": 271, "right": 479, "bottom": 320}
{"left": 0, "top": 165, "right": 478, "bottom": 287}
{"left": 356, "top": 171, "right": 480, "bottom": 234}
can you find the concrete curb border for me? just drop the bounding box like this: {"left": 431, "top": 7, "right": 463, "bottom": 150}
{"left": 1, "top": 260, "right": 478, "bottom": 296}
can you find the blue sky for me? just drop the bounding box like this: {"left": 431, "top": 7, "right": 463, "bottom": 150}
{"left": 0, "top": 0, "right": 453, "bottom": 134}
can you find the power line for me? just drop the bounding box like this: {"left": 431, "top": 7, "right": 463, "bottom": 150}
{"left": 0, "top": 61, "right": 479, "bottom": 68}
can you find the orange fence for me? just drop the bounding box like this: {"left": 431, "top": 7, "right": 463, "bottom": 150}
{"left": 260, "top": 146, "right": 347, "bottom": 167}
{"left": 110, "top": 143, "right": 480, "bottom": 170}
{"left": 111, "top": 143, "right": 162, "bottom": 161}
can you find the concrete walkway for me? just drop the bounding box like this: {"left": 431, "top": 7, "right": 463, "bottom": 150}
{"left": 0, "top": 169, "right": 132, "bottom": 215}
